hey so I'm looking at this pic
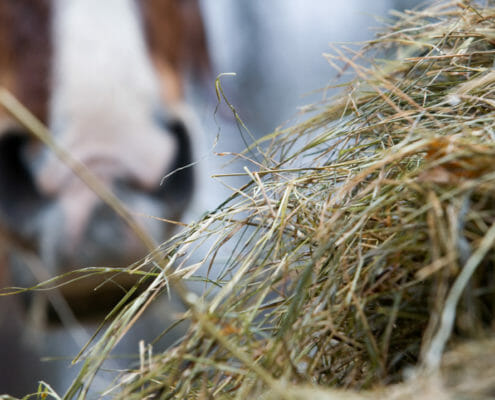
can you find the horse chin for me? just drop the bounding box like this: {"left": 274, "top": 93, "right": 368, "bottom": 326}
{"left": 6, "top": 195, "right": 170, "bottom": 324}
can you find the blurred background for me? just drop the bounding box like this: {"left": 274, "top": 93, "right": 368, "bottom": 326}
{"left": 189, "top": 0, "right": 426, "bottom": 216}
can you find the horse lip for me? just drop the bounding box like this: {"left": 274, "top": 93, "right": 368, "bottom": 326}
{"left": 52, "top": 187, "right": 163, "bottom": 268}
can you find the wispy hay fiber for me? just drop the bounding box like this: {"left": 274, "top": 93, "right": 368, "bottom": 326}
{"left": 18, "top": 1, "right": 495, "bottom": 399}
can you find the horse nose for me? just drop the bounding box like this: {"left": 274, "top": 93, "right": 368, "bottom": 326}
{"left": 32, "top": 110, "right": 195, "bottom": 257}
{"left": 36, "top": 126, "right": 177, "bottom": 198}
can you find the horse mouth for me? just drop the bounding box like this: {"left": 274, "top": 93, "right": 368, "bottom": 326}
{"left": 4, "top": 184, "right": 172, "bottom": 324}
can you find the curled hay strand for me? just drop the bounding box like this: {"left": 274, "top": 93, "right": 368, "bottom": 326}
{"left": 40, "top": 1, "right": 495, "bottom": 399}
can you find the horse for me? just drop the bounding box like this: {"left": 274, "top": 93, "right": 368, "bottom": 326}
{"left": 0, "top": 0, "right": 208, "bottom": 395}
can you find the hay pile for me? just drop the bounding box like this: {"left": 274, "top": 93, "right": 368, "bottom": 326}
{"left": 26, "top": 1, "right": 495, "bottom": 399}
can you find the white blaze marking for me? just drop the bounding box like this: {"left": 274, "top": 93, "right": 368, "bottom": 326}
{"left": 43, "top": 0, "right": 177, "bottom": 195}
{"left": 37, "top": 0, "right": 182, "bottom": 245}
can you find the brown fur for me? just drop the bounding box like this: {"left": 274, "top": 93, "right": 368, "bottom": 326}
{"left": 138, "top": 0, "right": 210, "bottom": 98}
{"left": 0, "top": 1, "right": 52, "bottom": 124}
{"left": 0, "top": 2, "right": 15, "bottom": 124}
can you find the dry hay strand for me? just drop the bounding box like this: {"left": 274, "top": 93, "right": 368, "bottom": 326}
{"left": 20, "top": 1, "right": 495, "bottom": 399}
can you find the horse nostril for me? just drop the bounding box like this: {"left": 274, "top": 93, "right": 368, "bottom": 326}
{"left": 165, "top": 118, "right": 193, "bottom": 170}
{"left": 166, "top": 118, "right": 187, "bottom": 139}
{"left": 0, "top": 130, "right": 45, "bottom": 234}
{"left": 153, "top": 115, "right": 195, "bottom": 208}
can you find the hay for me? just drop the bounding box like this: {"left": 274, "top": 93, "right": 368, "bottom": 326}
{"left": 10, "top": 0, "right": 495, "bottom": 399}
